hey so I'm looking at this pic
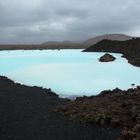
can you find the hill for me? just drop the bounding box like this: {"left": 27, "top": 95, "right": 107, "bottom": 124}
{"left": 41, "top": 40, "right": 85, "bottom": 49}
{"left": 0, "top": 34, "right": 134, "bottom": 50}
{"left": 83, "top": 38, "right": 140, "bottom": 67}
{"left": 84, "top": 34, "right": 132, "bottom": 47}
{"left": 41, "top": 34, "right": 132, "bottom": 49}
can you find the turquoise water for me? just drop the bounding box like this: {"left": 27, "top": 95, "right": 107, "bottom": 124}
{"left": 0, "top": 49, "right": 140, "bottom": 97}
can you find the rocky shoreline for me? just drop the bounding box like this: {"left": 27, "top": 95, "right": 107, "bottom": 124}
{"left": 1, "top": 39, "right": 140, "bottom": 139}
{"left": 57, "top": 87, "right": 140, "bottom": 140}
{"left": 0, "top": 76, "right": 121, "bottom": 140}
{"left": 0, "top": 76, "right": 139, "bottom": 140}
{"left": 83, "top": 38, "right": 140, "bottom": 67}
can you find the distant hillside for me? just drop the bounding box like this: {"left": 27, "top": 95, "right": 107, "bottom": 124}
{"left": 0, "top": 34, "right": 134, "bottom": 50}
{"left": 84, "top": 34, "right": 132, "bottom": 47}
{"left": 42, "top": 34, "right": 132, "bottom": 49}
{"left": 42, "top": 40, "right": 85, "bottom": 49}
{"left": 83, "top": 38, "right": 140, "bottom": 67}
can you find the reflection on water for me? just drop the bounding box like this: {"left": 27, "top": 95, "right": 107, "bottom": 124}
{"left": 0, "top": 49, "right": 140, "bottom": 97}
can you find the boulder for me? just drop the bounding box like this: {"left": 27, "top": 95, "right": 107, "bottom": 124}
{"left": 99, "top": 53, "right": 116, "bottom": 62}
{"left": 130, "top": 106, "right": 140, "bottom": 119}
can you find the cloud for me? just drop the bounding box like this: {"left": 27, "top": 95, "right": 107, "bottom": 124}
{"left": 0, "top": 0, "right": 140, "bottom": 43}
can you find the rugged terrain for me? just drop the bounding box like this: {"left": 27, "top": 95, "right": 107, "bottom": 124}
{"left": 0, "top": 76, "right": 121, "bottom": 140}
{"left": 57, "top": 87, "right": 140, "bottom": 140}
{"left": 83, "top": 38, "right": 140, "bottom": 67}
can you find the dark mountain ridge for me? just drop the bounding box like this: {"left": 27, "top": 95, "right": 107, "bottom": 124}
{"left": 83, "top": 38, "right": 140, "bottom": 67}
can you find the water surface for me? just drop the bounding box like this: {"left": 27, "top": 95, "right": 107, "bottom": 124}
{"left": 0, "top": 49, "right": 140, "bottom": 97}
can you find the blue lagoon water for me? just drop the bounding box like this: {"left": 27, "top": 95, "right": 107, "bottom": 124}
{"left": 0, "top": 49, "right": 140, "bottom": 97}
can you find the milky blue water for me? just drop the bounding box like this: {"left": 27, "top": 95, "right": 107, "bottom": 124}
{"left": 0, "top": 49, "right": 140, "bottom": 98}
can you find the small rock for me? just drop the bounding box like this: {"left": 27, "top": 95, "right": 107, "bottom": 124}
{"left": 111, "top": 118, "right": 120, "bottom": 127}
{"left": 132, "top": 124, "right": 140, "bottom": 132}
{"left": 99, "top": 53, "right": 116, "bottom": 62}
{"left": 130, "top": 106, "right": 140, "bottom": 119}
{"left": 122, "top": 127, "right": 136, "bottom": 139}
{"left": 137, "top": 86, "right": 140, "bottom": 90}
{"left": 131, "top": 84, "right": 135, "bottom": 87}
{"left": 95, "top": 114, "right": 101, "bottom": 124}
{"left": 136, "top": 114, "right": 140, "bottom": 123}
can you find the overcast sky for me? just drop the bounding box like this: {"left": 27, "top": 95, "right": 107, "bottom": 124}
{"left": 0, "top": 0, "right": 140, "bottom": 44}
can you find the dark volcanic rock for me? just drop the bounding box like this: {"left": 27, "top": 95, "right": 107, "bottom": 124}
{"left": 0, "top": 76, "right": 121, "bottom": 140}
{"left": 130, "top": 106, "right": 140, "bottom": 119}
{"left": 99, "top": 53, "right": 116, "bottom": 62}
{"left": 121, "top": 124, "right": 140, "bottom": 140}
{"left": 83, "top": 38, "right": 140, "bottom": 67}
{"left": 57, "top": 87, "right": 140, "bottom": 139}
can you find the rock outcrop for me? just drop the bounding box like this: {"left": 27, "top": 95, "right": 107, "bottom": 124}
{"left": 99, "top": 53, "right": 116, "bottom": 62}
{"left": 83, "top": 38, "right": 140, "bottom": 67}
{"left": 57, "top": 87, "right": 140, "bottom": 139}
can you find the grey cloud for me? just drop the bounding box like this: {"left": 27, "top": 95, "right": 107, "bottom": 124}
{"left": 0, "top": 0, "right": 140, "bottom": 44}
